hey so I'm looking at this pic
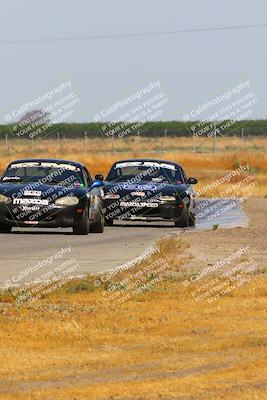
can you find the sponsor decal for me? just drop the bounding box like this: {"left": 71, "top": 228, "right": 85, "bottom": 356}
{"left": 21, "top": 206, "right": 40, "bottom": 211}
{"left": 131, "top": 191, "right": 146, "bottom": 197}
{"left": 10, "top": 162, "right": 39, "bottom": 168}
{"left": 120, "top": 201, "right": 159, "bottom": 208}
{"left": 115, "top": 161, "right": 176, "bottom": 170}
{"left": 13, "top": 198, "right": 49, "bottom": 206}
{"left": 151, "top": 177, "right": 164, "bottom": 183}
{"left": 10, "top": 162, "right": 80, "bottom": 171}
{"left": 24, "top": 190, "right": 42, "bottom": 197}
{"left": 127, "top": 184, "right": 157, "bottom": 191}
{"left": 2, "top": 176, "right": 20, "bottom": 181}
{"left": 129, "top": 215, "right": 147, "bottom": 220}
{"left": 40, "top": 162, "right": 80, "bottom": 171}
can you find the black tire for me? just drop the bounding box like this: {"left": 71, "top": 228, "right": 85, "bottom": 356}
{"left": 73, "top": 209, "right": 90, "bottom": 235}
{"left": 90, "top": 213, "right": 105, "bottom": 233}
{"left": 189, "top": 212, "right": 196, "bottom": 227}
{"left": 105, "top": 218, "right": 114, "bottom": 226}
{"left": 0, "top": 225, "right": 12, "bottom": 233}
{"left": 175, "top": 208, "right": 189, "bottom": 228}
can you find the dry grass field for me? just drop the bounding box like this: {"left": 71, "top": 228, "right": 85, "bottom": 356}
{"left": 1, "top": 279, "right": 267, "bottom": 400}
{"left": 0, "top": 242, "right": 266, "bottom": 399}
{"left": 0, "top": 135, "right": 267, "bottom": 197}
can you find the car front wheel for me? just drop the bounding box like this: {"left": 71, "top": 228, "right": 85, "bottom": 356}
{"left": 73, "top": 208, "right": 90, "bottom": 235}
{"left": 0, "top": 225, "right": 12, "bottom": 233}
{"left": 105, "top": 218, "right": 114, "bottom": 226}
{"left": 175, "top": 208, "right": 189, "bottom": 228}
{"left": 90, "top": 213, "right": 105, "bottom": 233}
{"left": 189, "top": 212, "right": 196, "bottom": 226}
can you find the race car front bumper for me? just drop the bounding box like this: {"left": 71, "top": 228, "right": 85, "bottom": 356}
{"left": 0, "top": 203, "right": 85, "bottom": 228}
{"left": 104, "top": 199, "right": 186, "bottom": 222}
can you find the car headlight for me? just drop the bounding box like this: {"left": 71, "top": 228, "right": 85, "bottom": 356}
{"left": 104, "top": 194, "right": 120, "bottom": 200}
{"left": 0, "top": 194, "right": 10, "bottom": 203}
{"left": 159, "top": 195, "right": 176, "bottom": 202}
{"left": 55, "top": 196, "right": 79, "bottom": 206}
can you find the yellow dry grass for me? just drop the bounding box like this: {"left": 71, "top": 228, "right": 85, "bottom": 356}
{"left": 0, "top": 232, "right": 266, "bottom": 399}
{"left": 0, "top": 265, "right": 266, "bottom": 399}
{"left": 0, "top": 136, "right": 267, "bottom": 197}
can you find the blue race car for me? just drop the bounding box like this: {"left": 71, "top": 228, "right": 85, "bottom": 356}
{"left": 0, "top": 158, "right": 105, "bottom": 234}
{"left": 101, "top": 159, "right": 198, "bottom": 227}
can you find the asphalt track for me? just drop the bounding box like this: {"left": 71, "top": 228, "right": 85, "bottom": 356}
{"left": 0, "top": 199, "right": 248, "bottom": 287}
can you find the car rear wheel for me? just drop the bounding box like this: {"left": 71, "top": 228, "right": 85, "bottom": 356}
{"left": 175, "top": 208, "right": 189, "bottom": 228}
{"left": 73, "top": 208, "right": 90, "bottom": 235}
{"left": 0, "top": 225, "right": 12, "bottom": 233}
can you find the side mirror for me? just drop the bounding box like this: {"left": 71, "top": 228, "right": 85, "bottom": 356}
{"left": 91, "top": 180, "right": 104, "bottom": 190}
{"left": 188, "top": 177, "right": 198, "bottom": 185}
{"left": 95, "top": 174, "right": 104, "bottom": 181}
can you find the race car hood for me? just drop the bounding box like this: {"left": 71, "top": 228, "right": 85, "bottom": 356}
{"left": 0, "top": 182, "right": 86, "bottom": 200}
{"left": 103, "top": 181, "right": 188, "bottom": 197}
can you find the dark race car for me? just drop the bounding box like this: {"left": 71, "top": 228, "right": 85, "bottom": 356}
{"left": 0, "top": 158, "right": 105, "bottom": 234}
{"left": 101, "top": 159, "right": 198, "bottom": 227}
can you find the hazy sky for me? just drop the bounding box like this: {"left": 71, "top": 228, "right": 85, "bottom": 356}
{"left": 1, "top": 0, "right": 267, "bottom": 123}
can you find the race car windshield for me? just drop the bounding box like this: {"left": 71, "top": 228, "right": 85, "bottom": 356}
{"left": 1, "top": 163, "right": 84, "bottom": 186}
{"left": 106, "top": 162, "right": 183, "bottom": 184}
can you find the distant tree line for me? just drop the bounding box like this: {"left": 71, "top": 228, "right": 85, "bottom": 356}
{"left": 0, "top": 120, "right": 267, "bottom": 139}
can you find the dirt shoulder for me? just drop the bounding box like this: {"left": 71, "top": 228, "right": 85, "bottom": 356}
{"left": 181, "top": 198, "right": 267, "bottom": 274}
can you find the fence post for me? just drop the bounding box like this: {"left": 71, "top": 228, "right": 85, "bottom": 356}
{"left": 112, "top": 132, "right": 115, "bottom": 152}
{"left": 164, "top": 129, "right": 167, "bottom": 151}
{"left": 84, "top": 131, "right": 88, "bottom": 152}
{"left": 5, "top": 133, "right": 9, "bottom": 153}
{"left": 213, "top": 124, "right": 217, "bottom": 153}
